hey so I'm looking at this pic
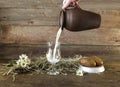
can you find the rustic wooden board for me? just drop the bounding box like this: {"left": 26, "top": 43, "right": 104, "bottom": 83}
{"left": 0, "top": 0, "right": 119, "bottom": 8}
{"left": 0, "top": 8, "right": 45, "bottom": 20}
{"left": 0, "top": 8, "right": 120, "bottom": 20}
{"left": 0, "top": 44, "right": 120, "bottom": 60}
{"left": 0, "top": 60, "right": 120, "bottom": 87}
{"left": 0, "top": 0, "right": 120, "bottom": 45}
{"left": 0, "top": 0, "right": 119, "bottom": 27}
{"left": 0, "top": 0, "right": 57, "bottom": 8}
{"left": 0, "top": 26, "right": 120, "bottom": 45}
{"left": 0, "top": 9, "right": 120, "bottom": 28}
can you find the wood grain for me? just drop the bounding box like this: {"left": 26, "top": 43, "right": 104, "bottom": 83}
{"left": 0, "top": 0, "right": 120, "bottom": 45}
{"left": 0, "top": 8, "right": 119, "bottom": 28}
{"left": 0, "top": 25, "right": 120, "bottom": 45}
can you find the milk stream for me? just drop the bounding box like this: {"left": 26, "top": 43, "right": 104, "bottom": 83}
{"left": 53, "top": 27, "right": 62, "bottom": 61}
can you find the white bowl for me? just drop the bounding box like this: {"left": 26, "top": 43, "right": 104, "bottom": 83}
{"left": 79, "top": 65, "right": 105, "bottom": 73}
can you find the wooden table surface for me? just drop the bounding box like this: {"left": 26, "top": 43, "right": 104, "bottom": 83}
{"left": 0, "top": 45, "right": 120, "bottom": 87}
{"left": 0, "top": 60, "right": 120, "bottom": 87}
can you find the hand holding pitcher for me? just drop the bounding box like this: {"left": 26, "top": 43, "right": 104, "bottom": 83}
{"left": 62, "top": 0, "right": 80, "bottom": 10}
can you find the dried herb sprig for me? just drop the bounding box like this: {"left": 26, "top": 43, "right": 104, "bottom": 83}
{"left": 3, "top": 55, "right": 82, "bottom": 81}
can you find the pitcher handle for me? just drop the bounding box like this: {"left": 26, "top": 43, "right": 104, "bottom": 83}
{"left": 59, "top": 10, "right": 65, "bottom": 30}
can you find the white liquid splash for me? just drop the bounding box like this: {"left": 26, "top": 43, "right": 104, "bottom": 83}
{"left": 46, "top": 27, "right": 62, "bottom": 64}
{"left": 53, "top": 27, "right": 62, "bottom": 60}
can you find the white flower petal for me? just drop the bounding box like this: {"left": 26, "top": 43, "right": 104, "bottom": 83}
{"left": 23, "top": 54, "right": 28, "bottom": 58}
{"left": 76, "top": 69, "right": 84, "bottom": 76}
{"left": 19, "top": 55, "right": 22, "bottom": 59}
{"left": 16, "top": 60, "right": 21, "bottom": 66}
{"left": 20, "top": 62, "right": 27, "bottom": 68}
{"left": 17, "top": 54, "right": 31, "bottom": 68}
{"left": 26, "top": 59, "right": 31, "bottom": 65}
{"left": 19, "top": 54, "right": 29, "bottom": 60}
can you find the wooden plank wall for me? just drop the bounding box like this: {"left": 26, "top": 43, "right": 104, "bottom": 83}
{"left": 0, "top": 0, "right": 120, "bottom": 45}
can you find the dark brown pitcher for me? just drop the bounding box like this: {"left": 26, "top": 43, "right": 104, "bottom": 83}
{"left": 59, "top": 5, "right": 101, "bottom": 31}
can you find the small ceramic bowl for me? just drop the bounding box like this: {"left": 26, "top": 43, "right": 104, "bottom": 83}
{"left": 79, "top": 65, "right": 105, "bottom": 73}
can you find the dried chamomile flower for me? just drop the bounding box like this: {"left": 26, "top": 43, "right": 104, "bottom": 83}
{"left": 76, "top": 69, "right": 84, "bottom": 76}
{"left": 19, "top": 54, "right": 28, "bottom": 61}
{"left": 16, "top": 54, "right": 31, "bottom": 68}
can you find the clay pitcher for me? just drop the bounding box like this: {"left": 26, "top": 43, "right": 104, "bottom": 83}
{"left": 59, "top": 5, "right": 101, "bottom": 31}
